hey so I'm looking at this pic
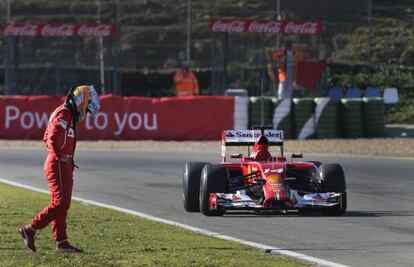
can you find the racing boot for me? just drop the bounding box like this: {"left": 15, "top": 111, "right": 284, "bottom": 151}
{"left": 56, "top": 240, "right": 83, "bottom": 253}
{"left": 18, "top": 225, "right": 36, "bottom": 252}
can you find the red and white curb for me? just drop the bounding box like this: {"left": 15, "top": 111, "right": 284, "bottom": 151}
{"left": 0, "top": 178, "right": 349, "bottom": 267}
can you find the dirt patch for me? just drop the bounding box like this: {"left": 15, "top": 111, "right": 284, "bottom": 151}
{"left": 1, "top": 138, "right": 414, "bottom": 158}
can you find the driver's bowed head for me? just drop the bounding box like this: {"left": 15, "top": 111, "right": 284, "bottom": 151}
{"left": 73, "top": 85, "right": 100, "bottom": 121}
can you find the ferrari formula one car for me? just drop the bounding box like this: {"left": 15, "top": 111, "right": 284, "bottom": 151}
{"left": 183, "top": 128, "right": 347, "bottom": 216}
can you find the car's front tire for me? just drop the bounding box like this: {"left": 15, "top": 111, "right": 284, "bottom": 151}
{"left": 320, "top": 163, "right": 347, "bottom": 216}
{"left": 183, "top": 162, "right": 207, "bottom": 212}
{"left": 199, "top": 164, "right": 228, "bottom": 216}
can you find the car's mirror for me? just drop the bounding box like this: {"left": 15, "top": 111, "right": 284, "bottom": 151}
{"left": 291, "top": 153, "right": 303, "bottom": 159}
{"left": 230, "top": 153, "right": 243, "bottom": 159}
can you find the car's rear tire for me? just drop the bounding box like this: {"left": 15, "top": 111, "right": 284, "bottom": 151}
{"left": 183, "top": 162, "right": 206, "bottom": 212}
{"left": 199, "top": 164, "right": 228, "bottom": 216}
{"left": 320, "top": 163, "right": 347, "bottom": 216}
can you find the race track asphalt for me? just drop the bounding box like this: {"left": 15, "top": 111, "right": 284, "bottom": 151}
{"left": 0, "top": 147, "right": 413, "bottom": 267}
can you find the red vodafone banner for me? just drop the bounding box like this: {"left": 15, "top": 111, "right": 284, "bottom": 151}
{"left": 210, "top": 19, "right": 323, "bottom": 35}
{"left": 0, "top": 95, "right": 234, "bottom": 140}
{"left": 3, "top": 23, "right": 117, "bottom": 37}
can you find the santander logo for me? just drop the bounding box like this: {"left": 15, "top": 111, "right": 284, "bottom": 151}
{"left": 40, "top": 24, "right": 75, "bottom": 37}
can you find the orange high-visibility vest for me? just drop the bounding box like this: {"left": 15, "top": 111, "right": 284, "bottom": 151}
{"left": 174, "top": 69, "right": 199, "bottom": 97}
{"left": 271, "top": 48, "right": 306, "bottom": 82}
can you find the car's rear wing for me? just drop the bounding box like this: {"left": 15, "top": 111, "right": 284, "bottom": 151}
{"left": 222, "top": 130, "right": 284, "bottom": 146}
{"left": 221, "top": 130, "right": 284, "bottom": 161}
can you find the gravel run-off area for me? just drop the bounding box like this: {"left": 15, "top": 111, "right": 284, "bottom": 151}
{"left": 1, "top": 138, "right": 414, "bottom": 158}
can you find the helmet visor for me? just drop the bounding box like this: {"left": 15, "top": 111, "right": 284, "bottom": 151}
{"left": 87, "top": 88, "right": 100, "bottom": 117}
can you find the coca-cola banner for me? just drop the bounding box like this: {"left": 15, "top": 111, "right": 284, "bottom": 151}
{"left": 0, "top": 95, "right": 234, "bottom": 140}
{"left": 210, "top": 19, "right": 323, "bottom": 35}
{"left": 3, "top": 23, "right": 117, "bottom": 37}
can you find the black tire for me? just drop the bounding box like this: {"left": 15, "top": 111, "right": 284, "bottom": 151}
{"left": 320, "top": 163, "right": 347, "bottom": 216}
{"left": 199, "top": 164, "right": 228, "bottom": 216}
{"left": 183, "top": 162, "right": 207, "bottom": 212}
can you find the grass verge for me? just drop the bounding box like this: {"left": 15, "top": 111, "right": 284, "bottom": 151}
{"left": 0, "top": 183, "right": 305, "bottom": 267}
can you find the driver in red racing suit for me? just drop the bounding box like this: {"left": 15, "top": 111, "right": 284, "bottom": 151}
{"left": 18, "top": 85, "right": 100, "bottom": 253}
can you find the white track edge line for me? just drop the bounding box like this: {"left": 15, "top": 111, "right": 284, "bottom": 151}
{"left": 0, "top": 178, "right": 349, "bottom": 267}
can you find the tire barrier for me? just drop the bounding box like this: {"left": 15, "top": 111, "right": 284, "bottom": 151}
{"left": 293, "top": 98, "right": 315, "bottom": 140}
{"left": 362, "top": 97, "right": 385, "bottom": 137}
{"left": 249, "top": 96, "right": 274, "bottom": 128}
{"left": 314, "top": 97, "right": 340, "bottom": 139}
{"left": 272, "top": 98, "right": 294, "bottom": 139}
{"left": 341, "top": 98, "right": 364, "bottom": 138}
{"left": 249, "top": 96, "right": 385, "bottom": 140}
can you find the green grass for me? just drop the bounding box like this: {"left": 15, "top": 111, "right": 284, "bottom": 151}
{"left": 0, "top": 183, "right": 306, "bottom": 267}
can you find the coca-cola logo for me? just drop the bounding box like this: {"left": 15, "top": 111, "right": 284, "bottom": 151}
{"left": 78, "top": 24, "right": 113, "bottom": 37}
{"left": 211, "top": 20, "right": 246, "bottom": 33}
{"left": 40, "top": 24, "right": 75, "bottom": 37}
{"left": 210, "top": 19, "right": 322, "bottom": 35}
{"left": 4, "top": 24, "right": 38, "bottom": 37}
{"left": 284, "top": 21, "right": 319, "bottom": 35}
{"left": 3, "top": 23, "right": 117, "bottom": 37}
{"left": 248, "top": 21, "right": 281, "bottom": 33}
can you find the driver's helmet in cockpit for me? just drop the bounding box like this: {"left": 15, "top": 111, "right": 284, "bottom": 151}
{"left": 250, "top": 135, "right": 273, "bottom": 161}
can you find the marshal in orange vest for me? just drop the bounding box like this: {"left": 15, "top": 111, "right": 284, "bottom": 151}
{"left": 174, "top": 61, "right": 199, "bottom": 97}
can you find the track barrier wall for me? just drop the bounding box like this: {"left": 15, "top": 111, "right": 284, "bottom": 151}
{"left": 272, "top": 98, "right": 294, "bottom": 139}
{"left": 0, "top": 95, "right": 234, "bottom": 140}
{"left": 341, "top": 98, "right": 364, "bottom": 138}
{"left": 314, "top": 97, "right": 341, "bottom": 139}
{"left": 0, "top": 95, "right": 385, "bottom": 140}
{"left": 248, "top": 96, "right": 274, "bottom": 128}
{"left": 234, "top": 96, "right": 249, "bottom": 130}
{"left": 362, "top": 97, "right": 386, "bottom": 137}
{"left": 293, "top": 98, "right": 315, "bottom": 140}
{"left": 269, "top": 97, "right": 384, "bottom": 140}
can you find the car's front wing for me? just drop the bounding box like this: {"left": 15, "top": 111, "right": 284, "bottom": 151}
{"left": 212, "top": 190, "right": 343, "bottom": 210}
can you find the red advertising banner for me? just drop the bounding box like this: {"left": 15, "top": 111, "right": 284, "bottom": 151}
{"left": 295, "top": 60, "right": 326, "bottom": 90}
{"left": 210, "top": 19, "right": 323, "bottom": 35}
{"left": 3, "top": 23, "right": 117, "bottom": 37}
{"left": 0, "top": 95, "right": 234, "bottom": 140}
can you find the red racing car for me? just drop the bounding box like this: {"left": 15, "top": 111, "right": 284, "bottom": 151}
{"left": 183, "top": 128, "right": 347, "bottom": 216}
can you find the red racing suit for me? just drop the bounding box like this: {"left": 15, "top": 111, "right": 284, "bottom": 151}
{"left": 31, "top": 104, "right": 76, "bottom": 242}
